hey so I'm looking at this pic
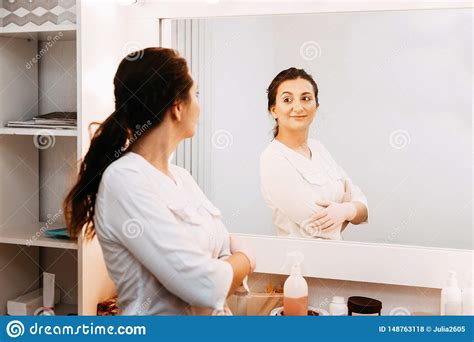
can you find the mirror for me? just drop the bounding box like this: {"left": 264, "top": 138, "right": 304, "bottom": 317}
{"left": 166, "top": 8, "right": 471, "bottom": 249}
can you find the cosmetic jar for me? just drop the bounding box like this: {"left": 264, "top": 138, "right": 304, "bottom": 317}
{"left": 347, "top": 296, "right": 382, "bottom": 316}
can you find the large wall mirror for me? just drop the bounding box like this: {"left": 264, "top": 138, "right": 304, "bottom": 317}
{"left": 163, "top": 8, "right": 471, "bottom": 250}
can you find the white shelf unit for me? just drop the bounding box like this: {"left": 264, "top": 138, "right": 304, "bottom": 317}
{"left": 0, "top": 127, "right": 77, "bottom": 137}
{"left": 0, "top": 24, "right": 80, "bottom": 316}
{"left": 0, "top": 223, "right": 77, "bottom": 250}
{"left": 0, "top": 24, "right": 76, "bottom": 36}
{"left": 1, "top": 1, "right": 159, "bottom": 317}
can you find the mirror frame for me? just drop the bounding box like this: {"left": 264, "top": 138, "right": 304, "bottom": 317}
{"left": 146, "top": 0, "right": 473, "bottom": 288}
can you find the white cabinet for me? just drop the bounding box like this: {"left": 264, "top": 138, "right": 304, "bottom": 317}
{"left": 0, "top": 2, "right": 116, "bottom": 316}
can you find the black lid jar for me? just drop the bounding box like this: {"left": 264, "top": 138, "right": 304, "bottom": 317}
{"left": 348, "top": 296, "right": 382, "bottom": 316}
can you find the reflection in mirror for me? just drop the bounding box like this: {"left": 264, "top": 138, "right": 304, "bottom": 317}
{"left": 168, "top": 8, "right": 471, "bottom": 249}
{"left": 260, "top": 69, "right": 369, "bottom": 240}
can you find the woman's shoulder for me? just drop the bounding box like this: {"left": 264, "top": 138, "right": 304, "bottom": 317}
{"left": 169, "top": 164, "right": 202, "bottom": 189}
{"left": 100, "top": 153, "right": 150, "bottom": 194}
{"left": 308, "top": 137, "right": 323, "bottom": 149}
{"left": 169, "top": 163, "right": 193, "bottom": 181}
{"left": 96, "top": 154, "right": 148, "bottom": 214}
{"left": 260, "top": 139, "right": 285, "bottom": 161}
{"left": 103, "top": 153, "right": 143, "bottom": 179}
{"left": 260, "top": 140, "right": 296, "bottom": 174}
{"left": 309, "top": 138, "right": 331, "bottom": 156}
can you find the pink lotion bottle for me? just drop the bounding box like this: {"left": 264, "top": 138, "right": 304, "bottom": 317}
{"left": 283, "top": 251, "right": 308, "bottom": 316}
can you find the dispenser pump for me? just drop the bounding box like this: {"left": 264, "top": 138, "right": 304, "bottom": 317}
{"left": 287, "top": 251, "right": 304, "bottom": 276}
{"left": 440, "top": 270, "right": 462, "bottom": 315}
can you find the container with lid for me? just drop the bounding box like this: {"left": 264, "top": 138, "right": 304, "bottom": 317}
{"left": 348, "top": 296, "right": 382, "bottom": 316}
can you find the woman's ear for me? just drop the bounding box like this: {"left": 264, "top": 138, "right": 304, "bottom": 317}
{"left": 270, "top": 106, "right": 278, "bottom": 120}
{"left": 170, "top": 101, "right": 183, "bottom": 122}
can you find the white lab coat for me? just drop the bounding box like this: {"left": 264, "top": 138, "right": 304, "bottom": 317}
{"left": 94, "top": 152, "right": 233, "bottom": 315}
{"left": 260, "top": 138, "right": 368, "bottom": 239}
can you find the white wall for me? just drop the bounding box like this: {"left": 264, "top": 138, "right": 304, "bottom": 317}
{"left": 195, "top": 8, "right": 471, "bottom": 249}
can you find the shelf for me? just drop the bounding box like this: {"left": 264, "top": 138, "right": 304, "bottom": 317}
{"left": 0, "top": 24, "right": 76, "bottom": 39}
{"left": 0, "top": 223, "right": 77, "bottom": 250}
{"left": 0, "top": 127, "right": 77, "bottom": 137}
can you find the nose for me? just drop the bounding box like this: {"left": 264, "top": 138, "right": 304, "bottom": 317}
{"left": 293, "top": 100, "right": 304, "bottom": 113}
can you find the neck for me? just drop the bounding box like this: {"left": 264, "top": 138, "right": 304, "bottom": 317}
{"left": 275, "top": 129, "right": 309, "bottom": 149}
{"left": 129, "top": 121, "right": 182, "bottom": 174}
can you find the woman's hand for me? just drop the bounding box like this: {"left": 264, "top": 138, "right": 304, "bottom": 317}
{"left": 226, "top": 235, "right": 255, "bottom": 297}
{"left": 311, "top": 201, "right": 356, "bottom": 232}
{"left": 311, "top": 198, "right": 357, "bottom": 232}
{"left": 310, "top": 180, "right": 356, "bottom": 232}
{"left": 300, "top": 179, "right": 355, "bottom": 236}
{"left": 230, "top": 234, "right": 256, "bottom": 272}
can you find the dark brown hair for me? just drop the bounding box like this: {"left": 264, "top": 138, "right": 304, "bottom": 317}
{"left": 63, "top": 47, "right": 193, "bottom": 240}
{"left": 266, "top": 67, "right": 319, "bottom": 138}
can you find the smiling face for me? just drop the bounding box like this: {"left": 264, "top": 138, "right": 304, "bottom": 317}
{"left": 270, "top": 77, "right": 318, "bottom": 136}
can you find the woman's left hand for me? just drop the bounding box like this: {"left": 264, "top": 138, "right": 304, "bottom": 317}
{"left": 311, "top": 200, "right": 357, "bottom": 232}
{"left": 230, "top": 234, "right": 256, "bottom": 272}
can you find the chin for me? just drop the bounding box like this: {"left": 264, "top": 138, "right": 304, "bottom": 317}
{"left": 185, "top": 128, "right": 197, "bottom": 138}
{"left": 289, "top": 123, "right": 311, "bottom": 132}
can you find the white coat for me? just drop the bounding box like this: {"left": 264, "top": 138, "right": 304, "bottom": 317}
{"left": 260, "top": 138, "right": 368, "bottom": 239}
{"left": 94, "top": 152, "right": 232, "bottom": 315}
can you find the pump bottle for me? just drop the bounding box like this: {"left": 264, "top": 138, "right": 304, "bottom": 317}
{"left": 440, "top": 270, "right": 462, "bottom": 315}
{"left": 283, "top": 251, "right": 308, "bottom": 316}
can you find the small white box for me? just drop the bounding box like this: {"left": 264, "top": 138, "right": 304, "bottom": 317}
{"left": 7, "top": 288, "right": 61, "bottom": 316}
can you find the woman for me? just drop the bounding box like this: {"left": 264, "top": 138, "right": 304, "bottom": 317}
{"left": 63, "top": 48, "right": 254, "bottom": 315}
{"left": 260, "top": 67, "right": 368, "bottom": 240}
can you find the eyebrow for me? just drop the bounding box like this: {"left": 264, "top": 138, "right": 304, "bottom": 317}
{"left": 280, "top": 91, "right": 313, "bottom": 97}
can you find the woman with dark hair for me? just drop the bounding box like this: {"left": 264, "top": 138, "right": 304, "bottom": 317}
{"left": 260, "top": 67, "right": 368, "bottom": 240}
{"left": 63, "top": 48, "right": 254, "bottom": 315}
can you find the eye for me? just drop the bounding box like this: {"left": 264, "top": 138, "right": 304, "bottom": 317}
{"left": 302, "top": 96, "right": 313, "bottom": 101}
{"left": 283, "top": 97, "right": 293, "bottom": 103}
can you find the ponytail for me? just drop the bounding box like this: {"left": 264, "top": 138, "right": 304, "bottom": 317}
{"left": 64, "top": 111, "right": 130, "bottom": 239}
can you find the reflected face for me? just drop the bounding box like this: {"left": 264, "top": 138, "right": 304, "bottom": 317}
{"left": 182, "top": 80, "right": 200, "bottom": 137}
{"left": 270, "top": 78, "right": 318, "bottom": 134}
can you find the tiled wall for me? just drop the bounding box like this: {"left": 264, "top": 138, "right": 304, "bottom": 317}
{"left": 0, "top": 0, "right": 76, "bottom": 27}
